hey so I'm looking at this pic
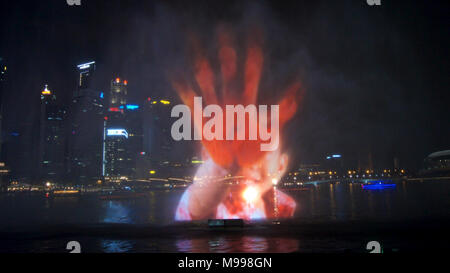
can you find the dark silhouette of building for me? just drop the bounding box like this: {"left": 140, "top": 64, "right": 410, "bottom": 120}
{"left": 324, "top": 154, "right": 344, "bottom": 175}
{"left": 0, "top": 58, "right": 10, "bottom": 191}
{"left": 68, "top": 61, "right": 104, "bottom": 184}
{"left": 420, "top": 150, "right": 450, "bottom": 177}
{"left": 39, "top": 85, "right": 66, "bottom": 183}
{"left": 141, "top": 97, "right": 194, "bottom": 178}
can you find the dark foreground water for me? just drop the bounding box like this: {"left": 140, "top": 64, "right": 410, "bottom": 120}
{"left": 0, "top": 180, "right": 449, "bottom": 253}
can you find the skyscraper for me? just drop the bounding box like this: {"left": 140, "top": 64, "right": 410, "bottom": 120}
{"left": 143, "top": 98, "right": 173, "bottom": 162}
{"left": 103, "top": 78, "right": 143, "bottom": 182}
{"left": 0, "top": 58, "right": 7, "bottom": 156}
{"left": 39, "top": 85, "right": 66, "bottom": 183}
{"left": 68, "top": 61, "right": 104, "bottom": 184}
{"left": 142, "top": 97, "right": 193, "bottom": 177}
{"left": 110, "top": 78, "right": 127, "bottom": 108}
{"left": 0, "top": 58, "right": 10, "bottom": 191}
{"left": 104, "top": 127, "right": 130, "bottom": 182}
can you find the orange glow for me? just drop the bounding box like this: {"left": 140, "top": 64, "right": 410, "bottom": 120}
{"left": 171, "top": 29, "right": 304, "bottom": 169}
{"left": 53, "top": 190, "right": 79, "bottom": 194}
{"left": 116, "top": 78, "right": 120, "bottom": 83}
{"left": 242, "top": 186, "right": 258, "bottom": 203}
{"left": 124, "top": 80, "right": 128, "bottom": 85}
{"left": 42, "top": 84, "right": 51, "bottom": 95}
{"left": 173, "top": 28, "right": 302, "bottom": 221}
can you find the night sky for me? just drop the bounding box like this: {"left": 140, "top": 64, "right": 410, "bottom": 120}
{"left": 0, "top": 0, "right": 449, "bottom": 175}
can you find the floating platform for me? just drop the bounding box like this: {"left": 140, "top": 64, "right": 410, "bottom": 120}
{"left": 208, "top": 219, "right": 244, "bottom": 228}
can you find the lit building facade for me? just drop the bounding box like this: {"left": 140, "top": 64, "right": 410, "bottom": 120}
{"left": 103, "top": 78, "right": 143, "bottom": 182}
{"left": 110, "top": 78, "right": 128, "bottom": 107}
{"left": 104, "top": 127, "right": 131, "bottom": 181}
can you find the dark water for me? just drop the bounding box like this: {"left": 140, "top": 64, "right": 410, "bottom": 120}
{"left": 1, "top": 180, "right": 449, "bottom": 253}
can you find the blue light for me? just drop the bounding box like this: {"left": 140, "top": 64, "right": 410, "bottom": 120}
{"left": 126, "top": 104, "right": 139, "bottom": 110}
{"left": 100, "top": 92, "right": 104, "bottom": 99}
{"left": 77, "top": 61, "right": 95, "bottom": 70}
{"left": 107, "top": 129, "right": 128, "bottom": 138}
{"left": 326, "top": 154, "right": 342, "bottom": 160}
{"left": 119, "top": 105, "right": 124, "bottom": 109}
{"left": 362, "top": 183, "right": 396, "bottom": 190}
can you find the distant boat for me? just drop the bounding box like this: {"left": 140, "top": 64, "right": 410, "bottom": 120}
{"left": 208, "top": 219, "right": 244, "bottom": 228}
{"left": 50, "top": 189, "right": 80, "bottom": 197}
{"left": 362, "top": 183, "right": 396, "bottom": 190}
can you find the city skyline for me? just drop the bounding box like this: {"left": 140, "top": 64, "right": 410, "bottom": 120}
{"left": 0, "top": 0, "right": 449, "bottom": 257}
{"left": 0, "top": 57, "right": 446, "bottom": 182}
{"left": 0, "top": 0, "right": 449, "bottom": 180}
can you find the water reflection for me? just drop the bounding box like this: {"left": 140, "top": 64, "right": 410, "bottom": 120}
{"left": 101, "top": 239, "right": 134, "bottom": 253}
{"left": 102, "top": 201, "right": 132, "bottom": 224}
{"left": 329, "top": 183, "right": 336, "bottom": 220}
{"left": 1, "top": 181, "right": 447, "bottom": 228}
{"left": 175, "top": 236, "right": 299, "bottom": 253}
{"left": 286, "top": 180, "right": 433, "bottom": 221}
{"left": 1, "top": 180, "right": 450, "bottom": 253}
{"left": 349, "top": 183, "right": 356, "bottom": 220}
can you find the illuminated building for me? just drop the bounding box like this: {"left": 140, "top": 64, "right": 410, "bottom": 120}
{"left": 420, "top": 150, "right": 450, "bottom": 177}
{"left": 68, "top": 61, "right": 104, "bottom": 184}
{"left": 104, "top": 128, "right": 131, "bottom": 182}
{"left": 110, "top": 78, "right": 128, "bottom": 107}
{"left": 39, "top": 85, "right": 66, "bottom": 182}
{"left": 103, "top": 78, "right": 143, "bottom": 182}
{"left": 75, "top": 61, "right": 96, "bottom": 93}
